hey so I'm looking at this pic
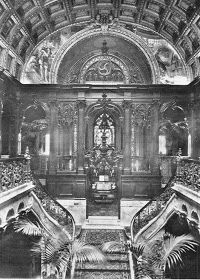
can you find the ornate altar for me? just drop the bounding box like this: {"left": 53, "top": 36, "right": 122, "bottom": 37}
{"left": 85, "top": 111, "right": 122, "bottom": 202}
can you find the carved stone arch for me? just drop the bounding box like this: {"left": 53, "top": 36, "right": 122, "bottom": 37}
{"left": 6, "top": 208, "right": 15, "bottom": 221}
{"left": 18, "top": 202, "right": 25, "bottom": 212}
{"left": 49, "top": 27, "right": 160, "bottom": 84}
{"left": 86, "top": 95, "right": 123, "bottom": 118}
{"left": 22, "top": 100, "right": 50, "bottom": 122}
{"left": 191, "top": 211, "right": 199, "bottom": 223}
{"left": 21, "top": 100, "right": 49, "bottom": 155}
{"left": 159, "top": 99, "right": 188, "bottom": 156}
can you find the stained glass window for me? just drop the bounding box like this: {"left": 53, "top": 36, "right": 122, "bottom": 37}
{"left": 94, "top": 113, "right": 115, "bottom": 146}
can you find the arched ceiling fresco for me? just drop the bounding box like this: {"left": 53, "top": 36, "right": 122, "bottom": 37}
{"left": 21, "top": 27, "right": 189, "bottom": 85}
{"left": 0, "top": 0, "right": 199, "bottom": 84}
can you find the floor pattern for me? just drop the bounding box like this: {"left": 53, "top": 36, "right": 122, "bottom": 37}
{"left": 87, "top": 199, "right": 119, "bottom": 216}
{"left": 75, "top": 229, "right": 130, "bottom": 279}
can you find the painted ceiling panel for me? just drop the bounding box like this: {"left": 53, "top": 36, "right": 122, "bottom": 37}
{"left": 0, "top": 0, "right": 198, "bottom": 82}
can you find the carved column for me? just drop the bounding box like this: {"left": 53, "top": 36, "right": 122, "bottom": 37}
{"left": 123, "top": 100, "right": 131, "bottom": 174}
{"left": 150, "top": 100, "right": 160, "bottom": 174}
{"left": 49, "top": 101, "right": 58, "bottom": 174}
{"left": 77, "top": 100, "right": 86, "bottom": 173}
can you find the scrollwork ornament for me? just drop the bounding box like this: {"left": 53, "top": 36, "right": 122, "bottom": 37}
{"left": 58, "top": 103, "right": 77, "bottom": 127}
{"left": 131, "top": 103, "right": 151, "bottom": 127}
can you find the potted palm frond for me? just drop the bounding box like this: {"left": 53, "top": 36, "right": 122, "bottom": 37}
{"left": 14, "top": 217, "right": 105, "bottom": 279}
{"left": 102, "top": 234, "right": 199, "bottom": 279}
{"left": 137, "top": 234, "right": 198, "bottom": 279}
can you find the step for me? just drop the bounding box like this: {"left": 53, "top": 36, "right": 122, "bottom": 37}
{"left": 75, "top": 270, "right": 130, "bottom": 279}
{"left": 88, "top": 215, "right": 119, "bottom": 224}
{"left": 82, "top": 224, "right": 124, "bottom": 229}
{"left": 76, "top": 260, "right": 130, "bottom": 270}
{"left": 82, "top": 216, "right": 123, "bottom": 229}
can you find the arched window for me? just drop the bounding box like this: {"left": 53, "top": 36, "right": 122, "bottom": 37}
{"left": 94, "top": 113, "right": 115, "bottom": 146}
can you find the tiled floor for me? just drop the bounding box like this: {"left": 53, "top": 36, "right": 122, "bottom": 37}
{"left": 87, "top": 199, "right": 119, "bottom": 216}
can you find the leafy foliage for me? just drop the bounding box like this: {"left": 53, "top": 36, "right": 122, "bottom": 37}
{"left": 14, "top": 218, "right": 43, "bottom": 236}
{"left": 14, "top": 217, "right": 105, "bottom": 278}
{"left": 162, "top": 234, "right": 198, "bottom": 271}
{"left": 136, "top": 234, "right": 199, "bottom": 278}
{"left": 102, "top": 241, "right": 124, "bottom": 253}
{"left": 71, "top": 239, "right": 105, "bottom": 264}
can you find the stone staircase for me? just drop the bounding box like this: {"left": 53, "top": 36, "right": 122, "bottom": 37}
{"left": 75, "top": 221, "right": 131, "bottom": 279}
{"left": 82, "top": 216, "right": 123, "bottom": 229}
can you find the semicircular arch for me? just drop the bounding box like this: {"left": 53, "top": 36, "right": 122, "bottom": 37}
{"left": 50, "top": 27, "right": 160, "bottom": 84}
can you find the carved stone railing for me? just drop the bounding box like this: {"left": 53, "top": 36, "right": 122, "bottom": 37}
{"left": 174, "top": 158, "right": 200, "bottom": 193}
{"left": 131, "top": 156, "right": 150, "bottom": 172}
{"left": 0, "top": 155, "right": 75, "bottom": 239}
{"left": 159, "top": 155, "right": 177, "bottom": 185}
{"left": 130, "top": 155, "right": 200, "bottom": 240}
{"left": 130, "top": 155, "right": 178, "bottom": 240}
{"left": 131, "top": 185, "right": 174, "bottom": 240}
{"left": 57, "top": 155, "right": 77, "bottom": 171}
{"left": 32, "top": 177, "right": 75, "bottom": 239}
{"left": 0, "top": 157, "right": 32, "bottom": 193}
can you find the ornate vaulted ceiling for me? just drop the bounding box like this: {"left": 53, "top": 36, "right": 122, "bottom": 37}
{"left": 0, "top": 0, "right": 199, "bottom": 83}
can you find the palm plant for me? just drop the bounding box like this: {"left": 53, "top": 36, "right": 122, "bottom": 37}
{"left": 138, "top": 234, "right": 198, "bottom": 279}
{"left": 102, "top": 234, "right": 199, "bottom": 279}
{"left": 14, "top": 217, "right": 105, "bottom": 279}
{"left": 69, "top": 239, "right": 106, "bottom": 279}
{"left": 102, "top": 240, "right": 148, "bottom": 279}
